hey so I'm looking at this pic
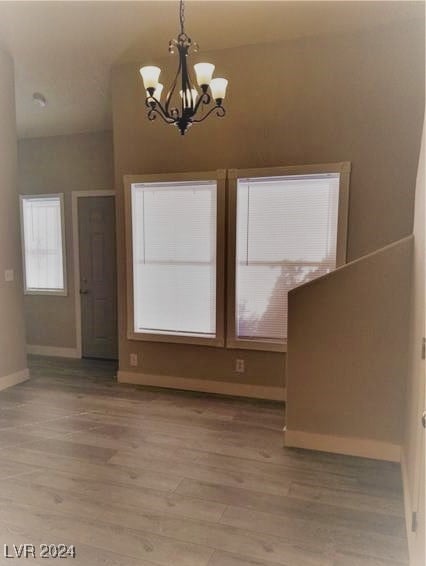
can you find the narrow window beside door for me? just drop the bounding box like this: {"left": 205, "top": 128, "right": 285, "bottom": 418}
{"left": 20, "top": 194, "right": 67, "bottom": 295}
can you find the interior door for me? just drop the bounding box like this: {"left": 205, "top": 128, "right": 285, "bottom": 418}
{"left": 78, "top": 196, "right": 117, "bottom": 359}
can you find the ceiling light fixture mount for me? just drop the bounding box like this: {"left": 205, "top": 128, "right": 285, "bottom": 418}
{"left": 32, "top": 92, "right": 47, "bottom": 108}
{"left": 139, "top": 0, "right": 228, "bottom": 135}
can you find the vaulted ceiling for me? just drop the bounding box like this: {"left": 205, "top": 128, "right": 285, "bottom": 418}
{"left": 0, "top": 1, "right": 422, "bottom": 139}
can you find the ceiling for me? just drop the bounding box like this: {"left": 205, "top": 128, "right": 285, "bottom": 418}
{"left": 0, "top": 0, "right": 422, "bottom": 139}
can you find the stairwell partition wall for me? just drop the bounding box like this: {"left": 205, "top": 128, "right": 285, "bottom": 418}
{"left": 124, "top": 163, "right": 350, "bottom": 352}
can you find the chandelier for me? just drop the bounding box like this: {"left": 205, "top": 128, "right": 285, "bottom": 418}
{"left": 139, "top": 0, "right": 228, "bottom": 135}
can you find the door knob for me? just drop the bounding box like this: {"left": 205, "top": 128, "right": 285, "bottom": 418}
{"left": 80, "top": 289, "right": 89, "bottom": 295}
{"left": 422, "top": 411, "right": 426, "bottom": 430}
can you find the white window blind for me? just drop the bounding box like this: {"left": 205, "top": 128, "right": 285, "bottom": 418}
{"left": 21, "top": 195, "right": 66, "bottom": 293}
{"left": 131, "top": 180, "right": 217, "bottom": 338}
{"left": 236, "top": 173, "right": 340, "bottom": 342}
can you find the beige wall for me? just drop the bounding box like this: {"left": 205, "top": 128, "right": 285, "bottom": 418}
{"left": 0, "top": 49, "right": 27, "bottom": 381}
{"left": 403, "top": 120, "right": 425, "bottom": 566}
{"left": 18, "top": 131, "right": 114, "bottom": 349}
{"left": 286, "top": 236, "right": 412, "bottom": 451}
{"left": 112, "top": 19, "right": 424, "bottom": 389}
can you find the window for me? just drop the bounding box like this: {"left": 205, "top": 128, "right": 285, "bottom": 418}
{"left": 125, "top": 171, "right": 225, "bottom": 346}
{"left": 20, "top": 194, "right": 67, "bottom": 295}
{"left": 227, "top": 164, "right": 350, "bottom": 351}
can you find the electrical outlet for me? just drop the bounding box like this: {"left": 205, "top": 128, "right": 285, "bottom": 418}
{"left": 4, "top": 269, "right": 14, "bottom": 282}
{"left": 235, "top": 359, "right": 245, "bottom": 373}
{"left": 130, "top": 353, "right": 138, "bottom": 367}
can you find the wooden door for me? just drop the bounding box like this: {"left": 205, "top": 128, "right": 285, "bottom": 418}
{"left": 78, "top": 196, "right": 117, "bottom": 359}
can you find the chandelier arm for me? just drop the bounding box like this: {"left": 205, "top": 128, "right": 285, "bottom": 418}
{"left": 192, "top": 91, "right": 211, "bottom": 116}
{"left": 148, "top": 106, "right": 176, "bottom": 124}
{"left": 179, "top": 44, "right": 195, "bottom": 112}
{"left": 192, "top": 104, "right": 226, "bottom": 123}
{"left": 146, "top": 96, "right": 174, "bottom": 121}
{"left": 165, "top": 54, "right": 182, "bottom": 116}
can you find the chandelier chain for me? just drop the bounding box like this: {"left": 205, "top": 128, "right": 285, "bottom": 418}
{"left": 179, "top": 0, "right": 185, "bottom": 34}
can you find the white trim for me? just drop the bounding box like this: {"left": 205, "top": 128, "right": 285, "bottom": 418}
{"left": 26, "top": 345, "right": 80, "bottom": 358}
{"left": 0, "top": 368, "right": 29, "bottom": 392}
{"left": 19, "top": 193, "right": 68, "bottom": 296}
{"left": 284, "top": 429, "right": 401, "bottom": 462}
{"left": 72, "top": 190, "right": 116, "bottom": 359}
{"left": 118, "top": 371, "right": 286, "bottom": 402}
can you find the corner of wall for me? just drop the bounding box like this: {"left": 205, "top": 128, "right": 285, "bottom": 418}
{"left": 0, "top": 368, "right": 30, "bottom": 392}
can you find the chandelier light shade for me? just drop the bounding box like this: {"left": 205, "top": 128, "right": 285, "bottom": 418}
{"left": 139, "top": 66, "right": 161, "bottom": 90}
{"left": 139, "top": 0, "right": 228, "bottom": 135}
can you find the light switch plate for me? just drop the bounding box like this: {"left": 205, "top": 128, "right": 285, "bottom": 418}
{"left": 4, "top": 269, "right": 14, "bottom": 282}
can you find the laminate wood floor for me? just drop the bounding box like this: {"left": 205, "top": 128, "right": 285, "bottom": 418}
{"left": 0, "top": 356, "right": 408, "bottom": 566}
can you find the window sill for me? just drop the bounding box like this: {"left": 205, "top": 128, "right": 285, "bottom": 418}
{"left": 127, "top": 330, "right": 225, "bottom": 348}
{"left": 127, "top": 330, "right": 286, "bottom": 352}
{"left": 24, "top": 289, "right": 68, "bottom": 297}
{"left": 226, "top": 338, "right": 287, "bottom": 353}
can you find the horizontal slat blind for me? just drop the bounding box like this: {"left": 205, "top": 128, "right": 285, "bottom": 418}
{"left": 236, "top": 173, "right": 340, "bottom": 341}
{"left": 131, "top": 180, "right": 217, "bottom": 337}
{"left": 22, "top": 196, "right": 65, "bottom": 292}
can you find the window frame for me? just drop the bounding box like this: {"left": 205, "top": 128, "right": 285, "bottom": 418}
{"left": 124, "top": 170, "right": 226, "bottom": 347}
{"left": 226, "top": 162, "right": 350, "bottom": 352}
{"left": 20, "top": 193, "right": 68, "bottom": 297}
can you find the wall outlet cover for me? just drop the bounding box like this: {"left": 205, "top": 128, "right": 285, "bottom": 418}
{"left": 4, "top": 269, "right": 14, "bottom": 282}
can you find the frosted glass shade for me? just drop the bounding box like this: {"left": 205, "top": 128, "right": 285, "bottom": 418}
{"left": 194, "top": 63, "right": 215, "bottom": 86}
{"left": 139, "top": 66, "right": 161, "bottom": 90}
{"left": 210, "top": 78, "right": 228, "bottom": 100}
{"left": 152, "top": 83, "right": 164, "bottom": 100}
{"left": 180, "top": 88, "right": 199, "bottom": 107}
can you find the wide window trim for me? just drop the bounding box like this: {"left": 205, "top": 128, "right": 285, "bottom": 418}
{"left": 20, "top": 193, "right": 67, "bottom": 296}
{"left": 124, "top": 170, "right": 226, "bottom": 347}
{"left": 226, "top": 162, "right": 350, "bottom": 353}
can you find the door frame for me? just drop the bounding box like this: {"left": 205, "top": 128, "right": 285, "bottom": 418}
{"left": 71, "top": 190, "right": 116, "bottom": 358}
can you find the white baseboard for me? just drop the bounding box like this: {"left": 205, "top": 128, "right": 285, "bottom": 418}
{"left": 0, "top": 368, "right": 30, "bottom": 392}
{"left": 118, "top": 371, "right": 286, "bottom": 401}
{"left": 27, "top": 345, "right": 80, "bottom": 358}
{"left": 284, "top": 429, "right": 401, "bottom": 462}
